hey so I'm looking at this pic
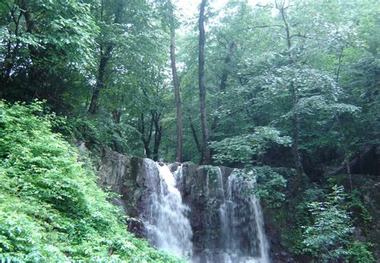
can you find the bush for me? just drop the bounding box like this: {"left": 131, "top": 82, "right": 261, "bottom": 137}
{"left": 211, "top": 126, "right": 291, "bottom": 164}
{"left": 301, "top": 185, "right": 375, "bottom": 263}
{"left": 348, "top": 241, "right": 375, "bottom": 263}
{"left": 0, "top": 101, "right": 180, "bottom": 262}
{"left": 253, "top": 166, "right": 287, "bottom": 208}
{"left": 59, "top": 115, "right": 143, "bottom": 156}
{"left": 302, "top": 185, "right": 353, "bottom": 262}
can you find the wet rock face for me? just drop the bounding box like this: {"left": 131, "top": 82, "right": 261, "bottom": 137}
{"left": 97, "top": 150, "right": 271, "bottom": 262}
{"left": 126, "top": 217, "right": 145, "bottom": 238}
{"left": 97, "top": 150, "right": 131, "bottom": 212}
{"left": 97, "top": 150, "right": 157, "bottom": 220}
{"left": 177, "top": 164, "right": 269, "bottom": 262}
{"left": 177, "top": 163, "right": 234, "bottom": 256}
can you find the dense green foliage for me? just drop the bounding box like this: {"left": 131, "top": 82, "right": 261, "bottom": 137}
{"left": 302, "top": 186, "right": 356, "bottom": 262}
{"left": 0, "top": 102, "right": 180, "bottom": 262}
{"left": 211, "top": 127, "right": 291, "bottom": 164}
{"left": 0, "top": 0, "right": 379, "bottom": 261}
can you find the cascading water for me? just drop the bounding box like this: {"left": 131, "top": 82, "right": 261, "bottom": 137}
{"left": 191, "top": 168, "right": 271, "bottom": 263}
{"left": 142, "top": 159, "right": 193, "bottom": 258}
{"left": 98, "top": 150, "right": 271, "bottom": 262}
{"left": 138, "top": 159, "right": 269, "bottom": 263}
{"left": 252, "top": 196, "right": 270, "bottom": 263}
{"left": 218, "top": 171, "right": 270, "bottom": 263}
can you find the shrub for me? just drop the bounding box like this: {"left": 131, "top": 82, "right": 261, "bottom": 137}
{"left": 348, "top": 241, "right": 375, "bottom": 263}
{"left": 301, "top": 185, "right": 374, "bottom": 263}
{"left": 302, "top": 185, "right": 353, "bottom": 262}
{"left": 0, "top": 101, "right": 180, "bottom": 262}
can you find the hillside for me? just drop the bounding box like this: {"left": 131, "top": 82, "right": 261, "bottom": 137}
{"left": 0, "top": 102, "right": 180, "bottom": 262}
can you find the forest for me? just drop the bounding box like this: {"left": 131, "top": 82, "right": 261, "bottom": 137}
{"left": 0, "top": 0, "right": 379, "bottom": 262}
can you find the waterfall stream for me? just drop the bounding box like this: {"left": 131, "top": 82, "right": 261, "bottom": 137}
{"left": 141, "top": 160, "right": 270, "bottom": 263}
{"left": 214, "top": 171, "right": 270, "bottom": 263}
{"left": 142, "top": 160, "right": 193, "bottom": 258}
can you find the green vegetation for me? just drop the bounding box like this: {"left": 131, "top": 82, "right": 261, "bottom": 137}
{"left": 302, "top": 186, "right": 356, "bottom": 262}
{"left": 0, "top": 0, "right": 379, "bottom": 261}
{"left": 0, "top": 102, "right": 180, "bottom": 262}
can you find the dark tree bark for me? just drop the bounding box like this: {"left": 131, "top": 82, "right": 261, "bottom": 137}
{"left": 189, "top": 116, "right": 202, "bottom": 154}
{"left": 139, "top": 113, "right": 153, "bottom": 159}
{"left": 19, "top": 0, "right": 34, "bottom": 34}
{"left": 19, "top": 0, "right": 39, "bottom": 95}
{"left": 138, "top": 111, "right": 162, "bottom": 161}
{"left": 198, "top": 0, "right": 211, "bottom": 164}
{"left": 88, "top": 0, "right": 123, "bottom": 114}
{"left": 88, "top": 45, "right": 112, "bottom": 114}
{"left": 168, "top": 2, "right": 183, "bottom": 162}
{"left": 152, "top": 111, "right": 163, "bottom": 161}
{"left": 335, "top": 46, "right": 345, "bottom": 83}
{"left": 112, "top": 109, "right": 122, "bottom": 123}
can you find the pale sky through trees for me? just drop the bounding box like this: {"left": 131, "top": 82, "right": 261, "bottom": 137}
{"left": 174, "top": 0, "right": 269, "bottom": 20}
{"left": 174, "top": 0, "right": 229, "bottom": 19}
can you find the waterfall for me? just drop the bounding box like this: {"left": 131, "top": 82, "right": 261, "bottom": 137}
{"left": 217, "top": 171, "right": 270, "bottom": 263}
{"left": 252, "top": 196, "right": 270, "bottom": 263}
{"left": 142, "top": 159, "right": 193, "bottom": 258}
{"left": 138, "top": 159, "right": 269, "bottom": 263}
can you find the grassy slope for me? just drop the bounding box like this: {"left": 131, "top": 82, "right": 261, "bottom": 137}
{"left": 0, "top": 101, "right": 181, "bottom": 263}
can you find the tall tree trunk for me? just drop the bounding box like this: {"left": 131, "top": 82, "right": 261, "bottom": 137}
{"left": 88, "top": 45, "right": 112, "bottom": 114}
{"left": 88, "top": 0, "right": 123, "bottom": 114}
{"left": 19, "top": 0, "right": 39, "bottom": 97}
{"left": 168, "top": 2, "right": 183, "bottom": 162}
{"left": 198, "top": 0, "right": 211, "bottom": 164}
{"left": 278, "top": 1, "right": 304, "bottom": 180}
{"left": 189, "top": 115, "right": 202, "bottom": 154}
{"left": 290, "top": 83, "right": 304, "bottom": 179}
{"left": 335, "top": 46, "right": 345, "bottom": 83}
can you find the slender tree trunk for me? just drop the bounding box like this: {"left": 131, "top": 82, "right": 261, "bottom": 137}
{"left": 139, "top": 113, "right": 153, "bottom": 159}
{"left": 152, "top": 111, "right": 162, "bottom": 161}
{"left": 198, "top": 0, "right": 211, "bottom": 164}
{"left": 290, "top": 83, "right": 304, "bottom": 178}
{"left": 168, "top": 3, "right": 183, "bottom": 162}
{"left": 278, "top": 1, "right": 304, "bottom": 179}
{"left": 88, "top": 45, "right": 112, "bottom": 114}
{"left": 88, "top": 0, "right": 123, "bottom": 114}
{"left": 189, "top": 116, "right": 202, "bottom": 154}
{"left": 19, "top": 0, "right": 39, "bottom": 96}
{"left": 346, "top": 158, "right": 353, "bottom": 191}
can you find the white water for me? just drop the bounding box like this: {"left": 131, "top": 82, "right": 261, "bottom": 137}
{"left": 142, "top": 161, "right": 270, "bottom": 263}
{"left": 143, "top": 161, "right": 193, "bottom": 258}
{"left": 252, "top": 196, "right": 270, "bottom": 263}
{"left": 219, "top": 172, "right": 270, "bottom": 263}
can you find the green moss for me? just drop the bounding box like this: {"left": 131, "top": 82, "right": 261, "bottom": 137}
{"left": 0, "top": 101, "right": 181, "bottom": 262}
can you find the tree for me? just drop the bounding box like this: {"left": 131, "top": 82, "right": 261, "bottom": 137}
{"left": 88, "top": 0, "right": 125, "bottom": 114}
{"left": 198, "top": 0, "right": 211, "bottom": 164}
{"left": 167, "top": 1, "right": 183, "bottom": 162}
{"left": 0, "top": 0, "right": 97, "bottom": 107}
{"left": 275, "top": 0, "right": 304, "bottom": 181}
